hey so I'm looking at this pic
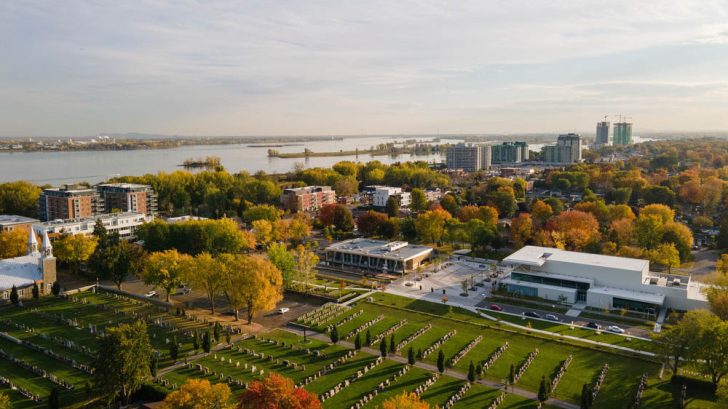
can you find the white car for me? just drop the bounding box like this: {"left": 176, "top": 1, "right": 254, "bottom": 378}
{"left": 606, "top": 325, "right": 625, "bottom": 334}
{"left": 278, "top": 307, "right": 290, "bottom": 314}
{"left": 145, "top": 290, "right": 158, "bottom": 298}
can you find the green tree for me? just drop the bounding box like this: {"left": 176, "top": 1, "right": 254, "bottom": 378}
{"left": 508, "top": 363, "right": 515, "bottom": 387}
{"left": 294, "top": 245, "right": 318, "bottom": 293}
{"left": 242, "top": 204, "right": 281, "bottom": 223}
{"left": 48, "top": 387, "right": 59, "bottom": 409}
{"left": 332, "top": 205, "right": 355, "bottom": 232}
{"left": 365, "top": 329, "right": 372, "bottom": 346}
{"left": 468, "top": 361, "right": 476, "bottom": 382}
{"left": 385, "top": 195, "right": 401, "bottom": 217}
{"left": 580, "top": 383, "right": 592, "bottom": 409}
{"left": 437, "top": 350, "right": 445, "bottom": 373}
{"left": 538, "top": 375, "right": 549, "bottom": 403}
{"left": 440, "top": 194, "right": 459, "bottom": 217}
{"left": 354, "top": 333, "right": 361, "bottom": 350}
{"left": 93, "top": 320, "right": 152, "bottom": 405}
{"left": 150, "top": 354, "right": 158, "bottom": 377}
{"left": 51, "top": 281, "right": 61, "bottom": 296}
{"left": 266, "top": 242, "right": 296, "bottom": 288}
{"left": 380, "top": 337, "right": 387, "bottom": 357}
{"left": 169, "top": 336, "right": 179, "bottom": 361}
{"left": 9, "top": 285, "right": 18, "bottom": 305}
{"left": 202, "top": 330, "right": 212, "bottom": 353}
{"left": 410, "top": 188, "right": 427, "bottom": 212}
{"left": 389, "top": 334, "right": 396, "bottom": 353}
{"left": 330, "top": 326, "right": 339, "bottom": 344}
{"left": 32, "top": 282, "right": 39, "bottom": 299}
{"left": 408, "top": 346, "right": 415, "bottom": 364}
{"left": 0, "top": 181, "right": 42, "bottom": 217}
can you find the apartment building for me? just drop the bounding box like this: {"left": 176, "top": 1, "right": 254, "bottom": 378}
{"left": 97, "top": 183, "right": 158, "bottom": 217}
{"left": 279, "top": 186, "right": 336, "bottom": 212}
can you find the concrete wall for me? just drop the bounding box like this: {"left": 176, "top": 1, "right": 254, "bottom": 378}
{"left": 537, "top": 286, "right": 577, "bottom": 304}
{"left": 542, "top": 260, "right": 646, "bottom": 289}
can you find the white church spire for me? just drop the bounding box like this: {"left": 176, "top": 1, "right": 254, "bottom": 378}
{"left": 27, "top": 229, "right": 39, "bottom": 255}
{"left": 41, "top": 230, "right": 53, "bottom": 258}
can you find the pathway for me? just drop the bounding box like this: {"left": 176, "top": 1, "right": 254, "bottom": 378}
{"left": 284, "top": 326, "right": 579, "bottom": 409}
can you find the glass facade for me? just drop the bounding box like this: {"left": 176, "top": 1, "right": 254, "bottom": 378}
{"left": 511, "top": 272, "right": 590, "bottom": 301}
{"left": 612, "top": 297, "right": 659, "bottom": 313}
{"left": 506, "top": 284, "right": 538, "bottom": 297}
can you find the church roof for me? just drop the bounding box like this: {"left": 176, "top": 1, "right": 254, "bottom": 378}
{"left": 0, "top": 254, "right": 42, "bottom": 291}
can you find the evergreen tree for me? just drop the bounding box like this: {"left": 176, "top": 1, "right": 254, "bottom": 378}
{"left": 213, "top": 322, "right": 222, "bottom": 342}
{"left": 580, "top": 384, "right": 591, "bottom": 409}
{"left": 407, "top": 346, "right": 415, "bottom": 365}
{"left": 225, "top": 331, "right": 231, "bottom": 345}
{"left": 354, "top": 333, "right": 362, "bottom": 350}
{"left": 389, "top": 334, "right": 396, "bottom": 353}
{"left": 330, "top": 326, "right": 339, "bottom": 344}
{"left": 150, "top": 355, "right": 158, "bottom": 377}
{"left": 538, "top": 375, "right": 549, "bottom": 403}
{"left": 508, "top": 364, "right": 515, "bottom": 387}
{"left": 416, "top": 348, "right": 423, "bottom": 359}
{"left": 468, "top": 361, "right": 476, "bottom": 382}
{"left": 85, "top": 380, "right": 93, "bottom": 399}
{"left": 32, "top": 282, "right": 39, "bottom": 299}
{"left": 379, "top": 337, "right": 387, "bottom": 357}
{"left": 365, "top": 329, "right": 372, "bottom": 346}
{"left": 437, "top": 350, "right": 445, "bottom": 373}
{"left": 51, "top": 281, "right": 61, "bottom": 296}
{"left": 9, "top": 285, "right": 18, "bottom": 305}
{"left": 385, "top": 196, "right": 401, "bottom": 217}
{"left": 48, "top": 387, "right": 59, "bottom": 409}
{"left": 475, "top": 363, "right": 483, "bottom": 379}
{"left": 202, "top": 330, "right": 212, "bottom": 353}
{"left": 192, "top": 332, "right": 199, "bottom": 352}
{"left": 169, "top": 336, "right": 179, "bottom": 360}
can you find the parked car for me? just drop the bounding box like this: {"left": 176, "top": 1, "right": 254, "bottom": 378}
{"left": 585, "top": 322, "right": 601, "bottom": 330}
{"left": 606, "top": 325, "right": 625, "bottom": 334}
{"left": 525, "top": 311, "right": 541, "bottom": 319}
{"left": 278, "top": 307, "right": 290, "bottom": 314}
{"left": 545, "top": 314, "right": 560, "bottom": 322}
{"left": 489, "top": 304, "right": 503, "bottom": 312}
{"left": 145, "top": 290, "right": 158, "bottom": 298}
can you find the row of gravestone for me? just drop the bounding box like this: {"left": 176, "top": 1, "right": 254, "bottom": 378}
{"left": 299, "top": 303, "right": 350, "bottom": 326}
{"left": 422, "top": 330, "right": 456, "bottom": 358}
{"left": 298, "top": 350, "right": 359, "bottom": 387}
{"left": 443, "top": 381, "right": 471, "bottom": 409}
{"left": 0, "top": 348, "right": 74, "bottom": 390}
{"left": 349, "top": 364, "right": 411, "bottom": 409}
{"left": 326, "top": 310, "right": 363, "bottom": 333}
{"left": 344, "top": 315, "right": 384, "bottom": 340}
{"left": 319, "top": 356, "right": 384, "bottom": 403}
{"left": 479, "top": 342, "right": 509, "bottom": 374}
{"left": 370, "top": 319, "right": 408, "bottom": 346}
{"left": 513, "top": 348, "right": 539, "bottom": 384}
{"left": 550, "top": 354, "right": 572, "bottom": 393}
{"left": 450, "top": 335, "right": 483, "bottom": 366}
{"left": 0, "top": 375, "right": 42, "bottom": 402}
{"left": 395, "top": 323, "right": 432, "bottom": 352}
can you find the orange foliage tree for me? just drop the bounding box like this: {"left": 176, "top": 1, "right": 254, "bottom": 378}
{"left": 544, "top": 210, "right": 600, "bottom": 251}
{"left": 238, "top": 373, "right": 321, "bottom": 409}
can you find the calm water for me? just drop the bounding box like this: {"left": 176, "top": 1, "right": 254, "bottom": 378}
{"left": 0, "top": 136, "right": 455, "bottom": 185}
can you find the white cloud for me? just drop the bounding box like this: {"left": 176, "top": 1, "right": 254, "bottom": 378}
{"left": 1, "top": 0, "right": 728, "bottom": 136}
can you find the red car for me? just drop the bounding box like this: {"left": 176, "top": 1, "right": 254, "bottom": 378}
{"left": 489, "top": 304, "right": 503, "bottom": 311}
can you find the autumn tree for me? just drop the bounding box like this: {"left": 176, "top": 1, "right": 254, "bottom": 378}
{"left": 294, "top": 245, "right": 318, "bottom": 293}
{"left": 647, "top": 243, "right": 680, "bottom": 273}
{"left": 219, "top": 254, "right": 283, "bottom": 323}
{"left": 0, "top": 229, "right": 27, "bottom": 259}
{"left": 0, "top": 181, "right": 42, "bottom": 217}
{"left": 531, "top": 200, "right": 553, "bottom": 227}
{"left": 410, "top": 188, "right": 428, "bottom": 212}
{"left": 94, "top": 320, "right": 152, "bottom": 405}
{"left": 510, "top": 213, "right": 533, "bottom": 249}
{"left": 53, "top": 234, "right": 98, "bottom": 274}
{"left": 356, "top": 211, "right": 389, "bottom": 237}
{"left": 0, "top": 391, "right": 9, "bottom": 409}
{"left": 380, "top": 391, "right": 430, "bottom": 409}
{"left": 184, "top": 253, "right": 226, "bottom": 313}
{"left": 142, "top": 250, "right": 191, "bottom": 302}
{"left": 162, "top": 379, "right": 232, "bottom": 409}
{"left": 251, "top": 219, "right": 273, "bottom": 247}
{"left": 238, "top": 373, "right": 322, "bottom": 409}
{"left": 415, "top": 208, "right": 452, "bottom": 244}
{"left": 545, "top": 210, "right": 600, "bottom": 251}
{"left": 639, "top": 204, "right": 674, "bottom": 224}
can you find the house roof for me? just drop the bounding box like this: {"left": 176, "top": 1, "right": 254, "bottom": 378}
{"left": 503, "top": 246, "right": 648, "bottom": 273}
{"left": 0, "top": 254, "right": 42, "bottom": 291}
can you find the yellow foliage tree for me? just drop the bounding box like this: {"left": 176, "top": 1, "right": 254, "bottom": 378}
{"left": 162, "top": 378, "right": 232, "bottom": 409}
{"left": 142, "top": 250, "right": 191, "bottom": 302}
{"left": 0, "top": 229, "right": 27, "bottom": 259}
{"left": 251, "top": 219, "right": 273, "bottom": 246}
{"left": 53, "top": 234, "right": 98, "bottom": 274}
{"left": 379, "top": 391, "right": 430, "bottom": 409}
{"left": 219, "top": 254, "right": 283, "bottom": 323}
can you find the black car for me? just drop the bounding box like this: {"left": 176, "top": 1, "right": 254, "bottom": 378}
{"left": 524, "top": 311, "right": 541, "bottom": 319}
{"left": 585, "top": 322, "right": 600, "bottom": 329}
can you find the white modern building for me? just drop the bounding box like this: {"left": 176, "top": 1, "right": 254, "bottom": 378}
{"left": 500, "top": 246, "right": 708, "bottom": 313}
{"left": 325, "top": 239, "right": 432, "bottom": 274}
{"left": 34, "top": 212, "right": 151, "bottom": 240}
{"left": 373, "top": 187, "right": 411, "bottom": 208}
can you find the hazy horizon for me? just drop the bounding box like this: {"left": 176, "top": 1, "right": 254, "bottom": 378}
{"left": 2, "top": 1, "right": 728, "bottom": 137}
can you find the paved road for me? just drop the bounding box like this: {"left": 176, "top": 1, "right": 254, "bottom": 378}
{"left": 482, "top": 301, "right": 652, "bottom": 338}
{"left": 285, "top": 326, "right": 579, "bottom": 409}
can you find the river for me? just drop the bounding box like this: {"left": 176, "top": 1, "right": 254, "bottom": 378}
{"left": 0, "top": 135, "right": 654, "bottom": 185}
{"left": 0, "top": 135, "right": 457, "bottom": 185}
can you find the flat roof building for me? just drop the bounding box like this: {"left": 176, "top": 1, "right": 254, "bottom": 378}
{"left": 280, "top": 186, "right": 336, "bottom": 212}
{"left": 0, "top": 215, "right": 39, "bottom": 232}
{"left": 492, "top": 142, "right": 528, "bottom": 164}
{"left": 614, "top": 122, "right": 633, "bottom": 146}
{"left": 596, "top": 121, "right": 610, "bottom": 146}
{"left": 34, "top": 212, "right": 151, "bottom": 241}
{"left": 325, "top": 238, "right": 432, "bottom": 274}
{"left": 97, "top": 183, "right": 157, "bottom": 218}
{"left": 39, "top": 185, "right": 102, "bottom": 222}
{"left": 373, "top": 187, "right": 411, "bottom": 208}
{"left": 500, "top": 246, "right": 708, "bottom": 314}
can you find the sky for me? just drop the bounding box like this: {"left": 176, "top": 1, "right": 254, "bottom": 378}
{"left": 2, "top": 0, "right": 728, "bottom": 137}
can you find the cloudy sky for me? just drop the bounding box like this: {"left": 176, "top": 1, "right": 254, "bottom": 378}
{"left": 2, "top": 0, "right": 728, "bottom": 137}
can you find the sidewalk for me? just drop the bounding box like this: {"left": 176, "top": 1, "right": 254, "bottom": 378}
{"left": 284, "top": 326, "right": 579, "bottom": 409}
